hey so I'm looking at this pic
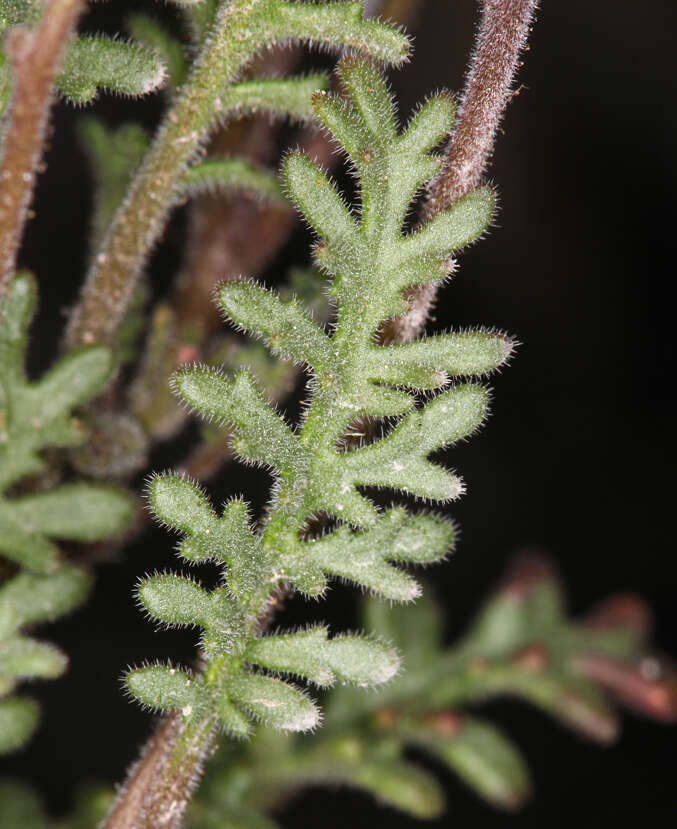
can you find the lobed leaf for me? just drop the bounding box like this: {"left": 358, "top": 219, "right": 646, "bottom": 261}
{"left": 307, "top": 509, "right": 454, "bottom": 601}
{"left": 218, "top": 281, "right": 332, "bottom": 371}
{"left": 337, "top": 384, "right": 488, "bottom": 502}
{"left": 172, "top": 367, "right": 300, "bottom": 475}
{"left": 57, "top": 36, "right": 167, "bottom": 104}
{"left": 282, "top": 153, "right": 359, "bottom": 248}
{"left": 366, "top": 329, "right": 515, "bottom": 390}
{"left": 245, "top": 627, "right": 399, "bottom": 688}
{"left": 262, "top": 1, "right": 411, "bottom": 67}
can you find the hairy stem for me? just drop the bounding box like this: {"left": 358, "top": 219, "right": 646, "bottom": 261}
{"left": 0, "top": 0, "right": 84, "bottom": 300}
{"left": 65, "top": 0, "right": 268, "bottom": 349}
{"left": 380, "top": 0, "right": 538, "bottom": 345}
{"left": 104, "top": 713, "right": 216, "bottom": 829}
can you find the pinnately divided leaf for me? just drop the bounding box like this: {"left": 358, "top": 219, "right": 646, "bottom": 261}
{"left": 0, "top": 274, "right": 133, "bottom": 752}
{"left": 128, "top": 56, "right": 513, "bottom": 746}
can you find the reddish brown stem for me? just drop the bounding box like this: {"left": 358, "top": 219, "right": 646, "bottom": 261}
{"left": 428, "top": 0, "right": 538, "bottom": 213}
{"left": 104, "top": 712, "right": 216, "bottom": 829}
{"left": 0, "top": 0, "right": 84, "bottom": 299}
{"left": 380, "top": 0, "right": 539, "bottom": 344}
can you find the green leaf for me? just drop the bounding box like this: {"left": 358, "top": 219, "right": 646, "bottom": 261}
{"left": 245, "top": 627, "right": 399, "bottom": 688}
{"left": 148, "top": 473, "right": 218, "bottom": 536}
{"left": 182, "top": 160, "right": 284, "bottom": 204}
{"left": 222, "top": 74, "right": 329, "bottom": 122}
{"left": 0, "top": 513, "right": 58, "bottom": 573}
{"left": 345, "top": 758, "right": 443, "bottom": 818}
{"left": 336, "top": 383, "right": 489, "bottom": 503}
{"left": 337, "top": 54, "right": 398, "bottom": 140}
{"left": 398, "top": 187, "right": 496, "bottom": 263}
{"left": 172, "top": 367, "right": 300, "bottom": 474}
{"left": 400, "top": 92, "right": 456, "bottom": 156}
{"left": 520, "top": 674, "right": 619, "bottom": 744}
{"left": 0, "top": 637, "right": 66, "bottom": 681}
{"left": 78, "top": 118, "right": 150, "bottom": 248}
{"left": 263, "top": 1, "right": 411, "bottom": 67}
{"left": 0, "top": 274, "right": 116, "bottom": 492}
{"left": 363, "top": 591, "right": 443, "bottom": 673}
{"left": 463, "top": 560, "right": 565, "bottom": 658}
{"left": 9, "top": 484, "right": 133, "bottom": 543}
{"left": 0, "top": 697, "right": 38, "bottom": 754}
{"left": 126, "top": 665, "right": 207, "bottom": 717}
{"left": 57, "top": 36, "right": 167, "bottom": 104}
{"left": 218, "top": 281, "right": 332, "bottom": 370}
{"left": 147, "top": 475, "right": 260, "bottom": 595}
{"left": 127, "top": 13, "right": 187, "bottom": 91}
{"left": 25, "top": 346, "right": 113, "bottom": 425}
{"left": 229, "top": 673, "right": 319, "bottom": 732}
{"left": 0, "top": 566, "right": 89, "bottom": 628}
{"left": 367, "top": 329, "right": 515, "bottom": 389}
{"left": 307, "top": 509, "right": 454, "bottom": 601}
{"left": 137, "top": 574, "right": 214, "bottom": 629}
{"left": 282, "top": 153, "right": 359, "bottom": 249}
{"left": 417, "top": 716, "right": 532, "bottom": 811}
{"left": 215, "top": 695, "right": 253, "bottom": 739}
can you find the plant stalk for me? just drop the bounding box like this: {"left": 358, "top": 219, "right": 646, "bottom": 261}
{"left": 381, "top": 0, "right": 539, "bottom": 345}
{"left": 104, "top": 713, "right": 216, "bottom": 829}
{"left": 0, "top": 0, "right": 84, "bottom": 300}
{"left": 65, "top": 0, "right": 268, "bottom": 349}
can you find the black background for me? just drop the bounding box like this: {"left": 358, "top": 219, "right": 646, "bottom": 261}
{"left": 2, "top": 0, "right": 676, "bottom": 825}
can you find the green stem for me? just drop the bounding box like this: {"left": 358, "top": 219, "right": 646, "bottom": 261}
{"left": 65, "top": 0, "right": 269, "bottom": 349}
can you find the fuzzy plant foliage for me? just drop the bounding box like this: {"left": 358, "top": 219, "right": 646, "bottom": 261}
{"left": 184, "top": 558, "right": 677, "bottom": 827}
{"left": 0, "top": 1, "right": 167, "bottom": 111}
{"left": 66, "top": 0, "right": 415, "bottom": 349}
{"left": 0, "top": 273, "right": 134, "bottom": 753}
{"left": 78, "top": 118, "right": 150, "bottom": 251}
{"left": 125, "top": 58, "right": 514, "bottom": 742}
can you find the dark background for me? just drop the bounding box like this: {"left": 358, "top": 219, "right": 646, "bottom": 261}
{"left": 2, "top": 0, "right": 676, "bottom": 825}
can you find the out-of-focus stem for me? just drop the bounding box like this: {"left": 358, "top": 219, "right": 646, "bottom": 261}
{"left": 380, "top": 0, "right": 539, "bottom": 345}
{"left": 0, "top": 0, "right": 84, "bottom": 300}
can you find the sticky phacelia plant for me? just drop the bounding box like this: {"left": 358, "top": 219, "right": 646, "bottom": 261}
{"left": 0, "top": 1, "right": 674, "bottom": 828}
{"left": 125, "top": 56, "right": 507, "bottom": 739}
